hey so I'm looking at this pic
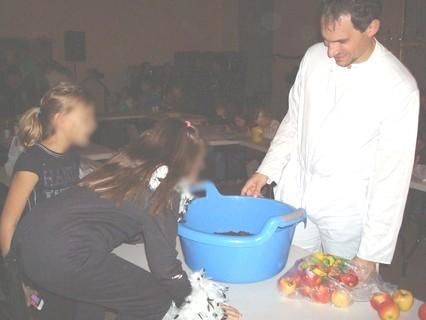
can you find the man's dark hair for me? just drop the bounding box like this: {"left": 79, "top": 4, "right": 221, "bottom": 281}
{"left": 321, "top": 0, "right": 382, "bottom": 32}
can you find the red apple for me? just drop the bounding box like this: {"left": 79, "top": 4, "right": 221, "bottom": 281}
{"left": 392, "top": 289, "right": 414, "bottom": 312}
{"left": 370, "top": 292, "right": 393, "bottom": 311}
{"left": 378, "top": 301, "right": 400, "bottom": 320}
{"left": 279, "top": 277, "right": 297, "bottom": 297}
{"left": 339, "top": 272, "right": 359, "bottom": 288}
{"left": 328, "top": 267, "right": 341, "bottom": 279}
{"left": 291, "top": 273, "right": 303, "bottom": 287}
{"left": 419, "top": 303, "right": 426, "bottom": 320}
{"left": 312, "top": 284, "right": 332, "bottom": 304}
{"left": 299, "top": 284, "right": 314, "bottom": 298}
{"left": 302, "top": 270, "right": 322, "bottom": 287}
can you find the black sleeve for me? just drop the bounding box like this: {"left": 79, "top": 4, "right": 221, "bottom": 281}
{"left": 141, "top": 202, "right": 191, "bottom": 306}
{"left": 13, "top": 148, "right": 40, "bottom": 176}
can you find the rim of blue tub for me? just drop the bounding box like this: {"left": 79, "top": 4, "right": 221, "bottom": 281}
{"left": 178, "top": 182, "right": 306, "bottom": 248}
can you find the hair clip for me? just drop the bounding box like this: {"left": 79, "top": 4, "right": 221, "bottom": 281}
{"left": 185, "top": 120, "right": 194, "bottom": 129}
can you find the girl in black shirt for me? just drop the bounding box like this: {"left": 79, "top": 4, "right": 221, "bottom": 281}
{"left": 1, "top": 82, "right": 96, "bottom": 258}
{"left": 0, "top": 83, "right": 96, "bottom": 320}
{"left": 12, "top": 119, "right": 240, "bottom": 320}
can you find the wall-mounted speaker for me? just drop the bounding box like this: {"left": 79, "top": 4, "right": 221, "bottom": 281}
{"left": 64, "top": 31, "right": 86, "bottom": 62}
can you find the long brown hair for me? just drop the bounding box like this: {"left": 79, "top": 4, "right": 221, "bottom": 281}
{"left": 18, "top": 82, "right": 93, "bottom": 147}
{"left": 80, "top": 118, "right": 205, "bottom": 214}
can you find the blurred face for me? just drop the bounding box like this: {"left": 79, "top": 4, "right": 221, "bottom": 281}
{"left": 321, "top": 15, "right": 380, "bottom": 67}
{"left": 234, "top": 116, "right": 247, "bottom": 128}
{"left": 256, "top": 113, "right": 271, "bottom": 129}
{"left": 215, "top": 105, "right": 226, "bottom": 118}
{"left": 56, "top": 103, "right": 97, "bottom": 147}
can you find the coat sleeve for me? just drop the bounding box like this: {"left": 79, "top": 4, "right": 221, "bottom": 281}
{"left": 141, "top": 204, "right": 191, "bottom": 306}
{"left": 256, "top": 50, "right": 309, "bottom": 183}
{"left": 357, "top": 89, "right": 420, "bottom": 264}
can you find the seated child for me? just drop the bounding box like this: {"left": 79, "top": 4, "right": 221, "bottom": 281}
{"left": 255, "top": 108, "right": 280, "bottom": 140}
{"left": 232, "top": 109, "right": 251, "bottom": 136}
{"left": 211, "top": 102, "right": 232, "bottom": 126}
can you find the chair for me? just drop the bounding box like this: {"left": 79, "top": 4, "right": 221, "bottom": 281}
{"left": 401, "top": 189, "right": 426, "bottom": 276}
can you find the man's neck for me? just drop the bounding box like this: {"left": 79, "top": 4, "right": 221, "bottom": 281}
{"left": 353, "top": 39, "right": 376, "bottom": 64}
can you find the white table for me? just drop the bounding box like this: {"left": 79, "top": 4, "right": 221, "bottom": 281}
{"left": 202, "top": 128, "right": 270, "bottom": 153}
{"left": 98, "top": 112, "right": 207, "bottom": 125}
{"left": 114, "top": 243, "right": 423, "bottom": 320}
{"left": 80, "top": 143, "right": 115, "bottom": 161}
{"left": 410, "top": 177, "right": 426, "bottom": 192}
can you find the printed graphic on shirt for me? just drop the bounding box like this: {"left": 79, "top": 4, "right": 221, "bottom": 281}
{"left": 42, "top": 164, "right": 80, "bottom": 199}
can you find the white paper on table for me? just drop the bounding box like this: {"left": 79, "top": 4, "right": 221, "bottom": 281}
{"left": 413, "top": 164, "right": 426, "bottom": 182}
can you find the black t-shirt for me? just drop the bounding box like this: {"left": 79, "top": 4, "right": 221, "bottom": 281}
{"left": 14, "top": 144, "right": 80, "bottom": 210}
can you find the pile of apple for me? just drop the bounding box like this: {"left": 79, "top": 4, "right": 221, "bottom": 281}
{"left": 371, "top": 290, "right": 426, "bottom": 320}
{"left": 278, "top": 252, "right": 358, "bottom": 308}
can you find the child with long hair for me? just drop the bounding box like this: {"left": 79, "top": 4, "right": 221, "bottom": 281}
{"left": 0, "top": 82, "right": 96, "bottom": 257}
{"left": 11, "top": 118, "right": 240, "bottom": 320}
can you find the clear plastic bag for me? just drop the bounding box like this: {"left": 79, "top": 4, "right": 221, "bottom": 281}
{"left": 278, "top": 252, "right": 396, "bottom": 308}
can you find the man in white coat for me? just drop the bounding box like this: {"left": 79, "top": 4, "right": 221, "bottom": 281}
{"left": 242, "top": 0, "right": 419, "bottom": 275}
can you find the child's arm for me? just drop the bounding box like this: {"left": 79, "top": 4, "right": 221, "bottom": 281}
{"left": 141, "top": 206, "right": 192, "bottom": 306}
{"left": 0, "top": 171, "right": 38, "bottom": 257}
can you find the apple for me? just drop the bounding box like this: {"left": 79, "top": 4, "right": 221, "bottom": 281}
{"left": 279, "top": 277, "right": 297, "bottom": 297}
{"left": 339, "top": 272, "right": 359, "bottom": 288}
{"left": 302, "top": 270, "right": 322, "bottom": 287}
{"left": 418, "top": 303, "right": 426, "bottom": 320}
{"left": 328, "top": 266, "right": 341, "bottom": 279}
{"left": 291, "top": 273, "right": 303, "bottom": 287}
{"left": 312, "top": 284, "right": 332, "bottom": 304}
{"left": 299, "top": 284, "right": 314, "bottom": 298}
{"left": 331, "top": 288, "right": 353, "bottom": 308}
{"left": 392, "top": 289, "right": 414, "bottom": 312}
{"left": 378, "top": 301, "right": 400, "bottom": 320}
{"left": 370, "top": 292, "right": 393, "bottom": 311}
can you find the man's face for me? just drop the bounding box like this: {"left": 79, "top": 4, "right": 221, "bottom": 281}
{"left": 321, "top": 15, "right": 377, "bottom": 67}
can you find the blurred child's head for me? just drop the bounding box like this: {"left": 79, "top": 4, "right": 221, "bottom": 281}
{"left": 255, "top": 108, "right": 274, "bottom": 129}
{"left": 19, "top": 82, "right": 96, "bottom": 148}
{"left": 233, "top": 109, "right": 249, "bottom": 129}
{"left": 215, "top": 103, "right": 227, "bottom": 119}
{"left": 234, "top": 115, "right": 247, "bottom": 129}
{"left": 80, "top": 118, "right": 206, "bottom": 214}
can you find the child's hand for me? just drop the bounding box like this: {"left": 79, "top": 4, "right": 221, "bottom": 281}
{"left": 222, "top": 304, "right": 242, "bottom": 319}
{"left": 22, "top": 284, "right": 38, "bottom": 307}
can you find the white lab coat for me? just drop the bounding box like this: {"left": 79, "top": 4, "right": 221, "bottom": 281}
{"left": 258, "top": 41, "right": 419, "bottom": 264}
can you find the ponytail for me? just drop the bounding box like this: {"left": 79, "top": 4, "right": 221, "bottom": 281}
{"left": 18, "top": 107, "right": 43, "bottom": 147}
{"left": 17, "top": 82, "right": 93, "bottom": 148}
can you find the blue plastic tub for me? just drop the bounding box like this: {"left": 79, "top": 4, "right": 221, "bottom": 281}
{"left": 178, "top": 181, "right": 306, "bottom": 283}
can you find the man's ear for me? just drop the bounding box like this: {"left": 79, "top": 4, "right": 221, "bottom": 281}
{"left": 365, "top": 19, "right": 380, "bottom": 38}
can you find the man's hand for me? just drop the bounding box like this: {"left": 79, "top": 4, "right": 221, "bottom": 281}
{"left": 351, "top": 256, "right": 377, "bottom": 282}
{"left": 241, "top": 173, "right": 269, "bottom": 197}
